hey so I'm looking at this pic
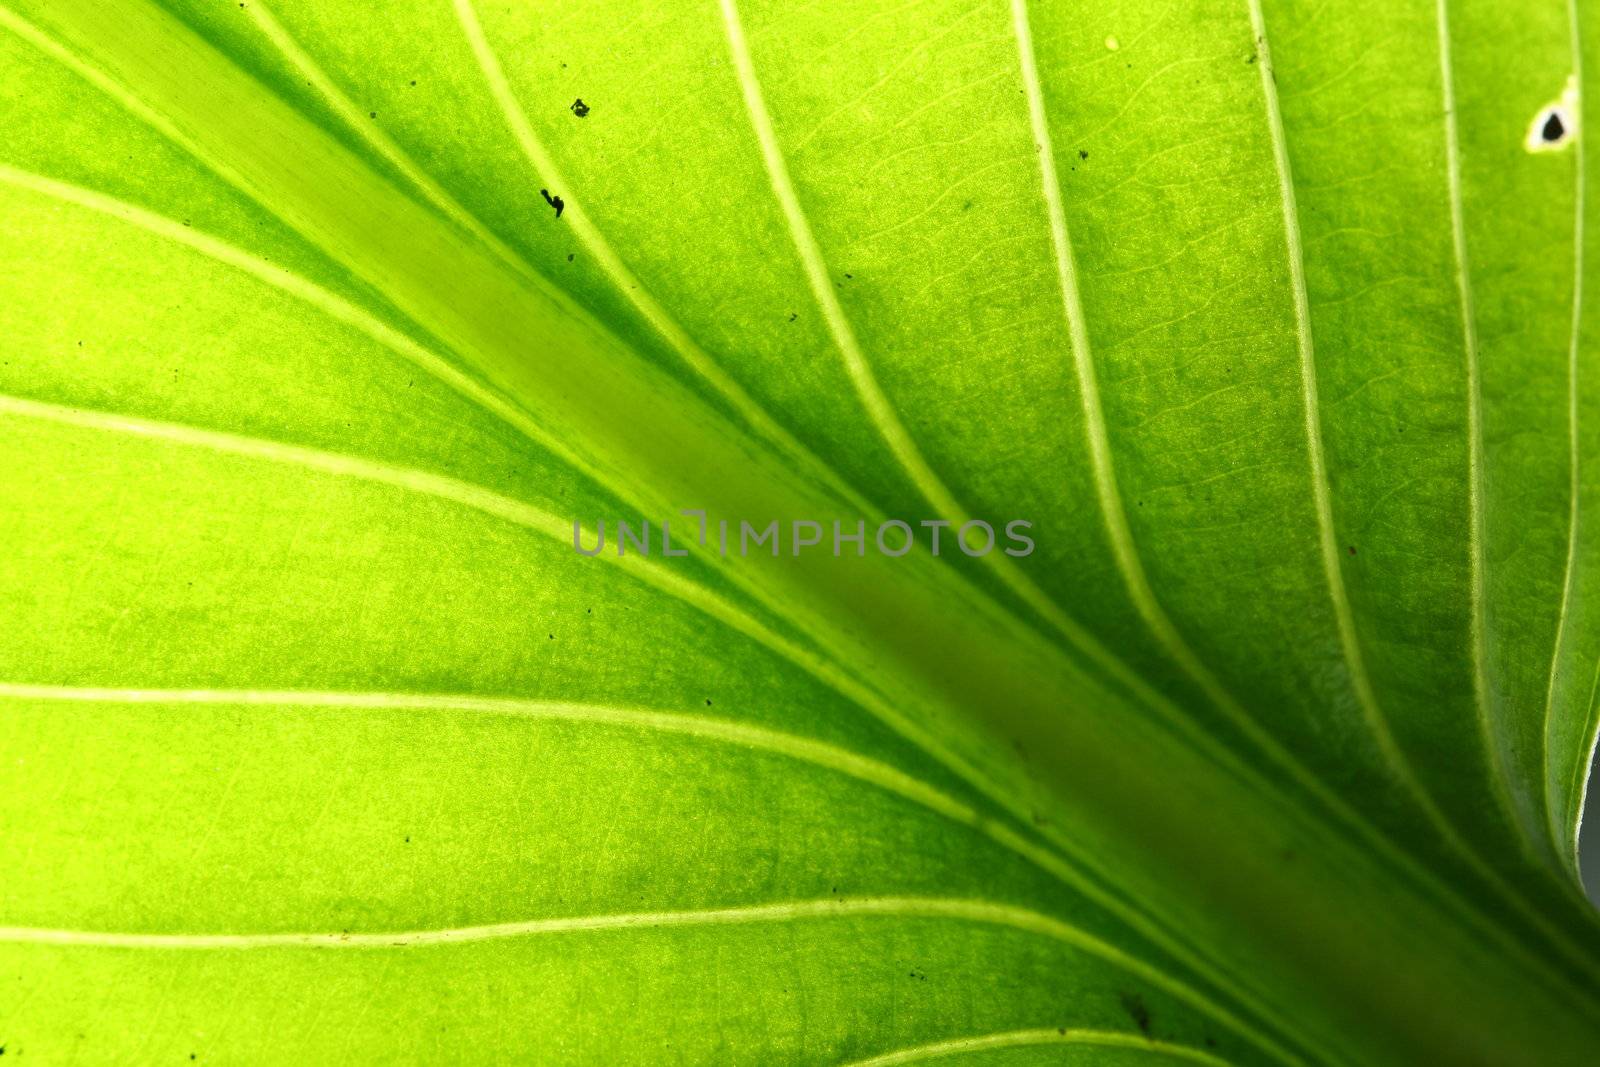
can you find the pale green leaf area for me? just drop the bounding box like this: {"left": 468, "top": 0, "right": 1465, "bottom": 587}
{"left": 2, "top": 0, "right": 1600, "bottom": 1063}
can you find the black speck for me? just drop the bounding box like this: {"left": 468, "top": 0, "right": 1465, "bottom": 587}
{"left": 1347, "top": 545, "right": 1357, "bottom": 556}
{"left": 570, "top": 98, "right": 590, "bottom": 117}
{"left": 1078, "top": 149, "right": 1088, "bottom": 160}
{"left": 1543, "top": 111, "right": 1567, "bottom": 143}
{"left": 567, "top": 253, "right": 575, "bottom": 262}
{"left": 369, "top": 111, "right": 377, "bottom": 119}
{"left": 540, "top": 189, "right": 565, "bottom": 219}
{"left": 548, "top": 633, "right": 555, "bottom": 640}
{"left": 704, "top": 698, "right": 712, "bottom": 705}
{"left": 1120, "top": 992, "right": 1152, "bottom": 1035}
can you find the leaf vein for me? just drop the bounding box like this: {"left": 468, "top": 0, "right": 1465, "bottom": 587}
{"left": 842, "top": 1027, "right": 1238, "bottom": 1067}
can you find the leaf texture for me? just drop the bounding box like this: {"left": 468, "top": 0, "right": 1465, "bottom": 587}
{"left": 2, "top": 1, "right": 1599, "bottom": 1063}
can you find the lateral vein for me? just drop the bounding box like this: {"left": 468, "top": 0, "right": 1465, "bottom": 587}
{"left": 1248, "top": 0, "right": 1431, "bottom": 810}
{"left": 1546, "top": 0, "right": 1588, "bottom": 862}
{"left": 1433, "top": 0, "right": 1531, "bottom": 844}
{"left": 1009, "top": 0, "right": 1251, "bottom": 736}
{"left": 842, "top": 1027, "right": 1237, "bottom": 1067}
{"left": 0, "top": 894, "right": 1290, "bottom": 1062}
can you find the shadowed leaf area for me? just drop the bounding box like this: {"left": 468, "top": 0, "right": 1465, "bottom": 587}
{"left": 2, "top": 0, "right": 1600, "bottom": 1064}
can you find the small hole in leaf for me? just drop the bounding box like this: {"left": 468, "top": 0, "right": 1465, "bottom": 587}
{"left": 1526, "top": 78, "right": 1579, "bottom": 152}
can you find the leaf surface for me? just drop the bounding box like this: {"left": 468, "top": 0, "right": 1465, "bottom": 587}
{"left": 3, "top": 1, "right": 1600, "bottom": 1064}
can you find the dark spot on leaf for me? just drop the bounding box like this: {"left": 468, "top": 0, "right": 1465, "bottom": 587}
{"left": 540, "top": 189, "right": 565, "bottom": 219}
{"left": 1543, "top": 111, "right": 1567, "bottom": 143}
{"left": 567, "top": 253, "right": 575, "bottom": 262}
{"left": 1078, "top": 149, "right": 1088, "bottom": 160}
{"left": 369, "top": 112, "right": 377, "bottom": 119}
{"left": 571, "top": 98, "right": 590, "bottom": 117}
{"left": 788, "top": 312, "right": 798, "bottom": 322}
{"left": 704, "top": 698, "right": 712, "bottom": 705}
{"left": 1347, "top": 545, "right": 1357, "bottom": 556}
{"left": 1120, "top": 992, "right": 1151, "bottom": 1035}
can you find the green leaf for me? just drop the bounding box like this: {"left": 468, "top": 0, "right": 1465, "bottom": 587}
{"left": 2, "top": 0, "right": 1599, "bottom": 1063}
